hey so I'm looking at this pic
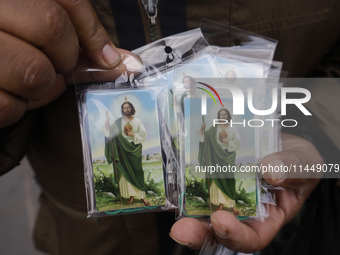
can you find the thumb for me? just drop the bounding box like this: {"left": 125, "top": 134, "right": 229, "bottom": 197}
{"left": 56, "top": 0, "right": 121, "bottom": 68}
{"left": 261, "top": 134, "right": 323, "bottom": 190}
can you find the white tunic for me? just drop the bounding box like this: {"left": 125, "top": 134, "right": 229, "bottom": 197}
{"left": 102, "top": 117, "right": 147, "bottom": 144}
{"left": 197, "top": 125, "right": 241, "bottom": 152}
{"left": 119, "top": 175, "right": 145, "bottom": 199}
{"left": 209, "top": 181, "right": 236, "bottom": 207}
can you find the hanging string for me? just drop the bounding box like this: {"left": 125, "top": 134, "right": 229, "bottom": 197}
{"left": 105, "top": 205, "right": 162, "bottom": 215}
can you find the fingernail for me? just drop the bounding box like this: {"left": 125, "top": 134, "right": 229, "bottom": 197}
{"left": 211, "top": 216, "right": 228, "bottom": 239}
{"left": 169, "top": 233, "right": 193, "bottom": 247}
{"left": 269, "top": 159, "right": 286, "bottom": 181}
{"left": 102, "top": 44, "right": 120, "bottom": 66}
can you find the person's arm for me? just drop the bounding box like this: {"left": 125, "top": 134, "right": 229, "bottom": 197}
{"left": 0, "top": 0, "right": 125, "bottom": 129}
{"left": 102, "top": 111, "right": 111, "bottom": 137}
{"left": 0, "top": 0, "right": 143, "bottom": 178}
{"left": 170, "top": 39, "right": 340, "bottom": 251}
{"left": 128, "top": 119, "right": 147, "bottom": 144}
{"left": 102, "top": 126, "right": 110, "bottom": 138}
{"left": 222, "top": 127, "right": 241, "bottom": 152}
{"left": 170, "top": 133, "right": 323, "bottom": 251}
{"left": 197, "top": 123, "right": 206, "bottom": 143}
{"left": 0, "top": 111, "right": 37, "bottom": 176}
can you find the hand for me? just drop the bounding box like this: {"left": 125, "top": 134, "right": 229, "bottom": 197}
{"left": 173, "top": 100, "right": 179, "bottom": 110}
{"left": 170, "top": 133, "right": 323, "bottom": 252}
{"left": 125, "top": 131, "right": 134, "bottom": 137}
{"left": 219, "top": 136, "right": 228, "bottom": 144}
{"left": 200, "top": 123, "right": 206, "bottom": 136}
{"left": 0, "top": 0, "right": 141, "bottom": 128}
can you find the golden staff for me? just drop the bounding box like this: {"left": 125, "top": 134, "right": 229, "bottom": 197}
{"left": 202, "top": 116, "right": 212, "bottom": 211}
{"left": 107, "top": 111, "right": 123, "bottom": 205}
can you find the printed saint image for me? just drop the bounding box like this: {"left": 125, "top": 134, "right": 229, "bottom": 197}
{"left": 184, "top": 96, "right": 258, "bottom": 217}
{"left": 165, "top": 54, "right": 221, "bottom": 149}
{"left": 213, "top": 56, "right": 265, "bottom": 81}
{"left": 86, "top": 90, "right": 165, "bottom": 212}
{"left": 197, "top": 108, "right": 241, "bottom": 214}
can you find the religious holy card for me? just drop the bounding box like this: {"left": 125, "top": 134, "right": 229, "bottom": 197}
{"left": 173, "top": 56, "right": 268, "bottom": 220}
{"left": 182, "top": 95, "right": 260, "bottom": 219}
{"left": 83, "top": 88, "right": 167, "bottom": 216}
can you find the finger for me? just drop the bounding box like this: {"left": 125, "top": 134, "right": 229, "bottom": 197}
{"left": 0, "top": 31, "right": 56, "bottom": 101}
{"left": 0, "top": 89, "right": 27, "bottom": 128}
{"left": 261, "top": 134, "right": 323, "bottom": 189}
{"left": 170, "top": 218, "right": 210, "bottom": 249}
{"left": 27, "top": 75, "right": 67, "bottom": 110}
{"left": 210, "top": 208, "right": 285, "bottom": 253}
{"left": 55, "top": 0, "right": 120, "bottom": 68}
{"left": 1, "top": 0, "right": 79, "bottom": 73}
{"left": 67, "top": 49, "right": 145, "bottom": 85}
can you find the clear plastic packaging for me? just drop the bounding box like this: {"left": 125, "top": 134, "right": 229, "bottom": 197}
{"left": 173, "top": 65, "right": 270, "bottom": 221}
{"left": 200, "top": 19, "right": 277, "bottom": 69}
{"left": 75, "top": 54, "right": 180, "bottom": 217}
{"left": 170, "top": 22, "right": 279, "bottom": 222}
{"left": 199, "top": 221, "right": 254, "bottom": 255}
{"left": 74, "top": 26, "right": 210, "bottom": 217}
{"left": 198, "top": 62, "right": 285, "bottom": 255}
{"left": 74, "top": 20, "right": 281, "bottom": 220}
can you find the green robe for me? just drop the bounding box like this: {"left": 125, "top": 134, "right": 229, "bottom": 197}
{"left": 104, "top": 117, "right": 145, "bottom": 191}
{"left": 198, "top": 125, "right": 236, "bottom": 200}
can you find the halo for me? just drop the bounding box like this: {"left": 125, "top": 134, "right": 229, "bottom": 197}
{"left": 111, "top": 92, "right": 142, "bottom": 118}
{"left": 173, "top": 67, "right": 200, "bottom": 89}
{"left": 208, "top": 99, "right": 233, "bottom": 124}
{"left": 218, "top": 65, "right": 242, "bottom": 85}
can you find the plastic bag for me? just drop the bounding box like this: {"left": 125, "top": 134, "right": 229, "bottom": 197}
{"left": 74, "top": 20, "right": 281, "bottom": 220}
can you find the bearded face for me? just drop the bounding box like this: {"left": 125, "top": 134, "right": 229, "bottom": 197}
{"left": 219, "top": 110, "right": 229, "bottom": 120}
{"left": 182, "top": 76, "right": 196, "bottom": 90}
{"left": 123, "top": 104, "right": 132, "bottom": 116}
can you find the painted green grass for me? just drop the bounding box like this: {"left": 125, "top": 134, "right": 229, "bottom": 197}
{"left": 94, "top": 160, "right": 163, "bottom": 174}
{"left": 93, "top": 164, "right": 112, "bottom": 175}
{"left": 184, "top": 197, "right": 255, "bottom": 216}
{"left": 96, "top": 193, "right": 165, "bottom": 211}
{"left": 185, "top": 167, "right": 257, "bottom": 216}
{"left": 93, "top": 160, "right": 166, "bottom": 212}
{"left": 142, "top": 160, "right": 163, "bottom": 169}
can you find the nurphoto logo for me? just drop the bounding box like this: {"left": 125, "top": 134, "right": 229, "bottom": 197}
{"left": 199, "top": 83, "right": 311, "bottom": 128}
